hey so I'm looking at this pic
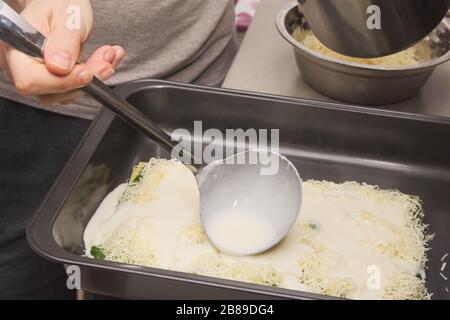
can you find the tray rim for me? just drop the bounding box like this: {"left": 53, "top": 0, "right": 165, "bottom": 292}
{"left": 26, "top": 79, "right": 450, "bottom": 300}
{"left": 115, "top": 79, "right": 450, "bottom": 125}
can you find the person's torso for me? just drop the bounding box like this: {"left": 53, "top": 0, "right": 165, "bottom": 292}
{"left": 87, "top": 0, "right": 235, "bottom": 84}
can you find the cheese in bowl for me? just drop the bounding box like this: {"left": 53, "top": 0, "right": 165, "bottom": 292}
{"left": 84, "top": 158, "right": 432, "bottom": 299}
{"left": 292, "top": 28, "right": 423, "bottom": 67}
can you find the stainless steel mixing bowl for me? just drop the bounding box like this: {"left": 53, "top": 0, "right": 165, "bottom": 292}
{"left": 277, "top": 2, "right": 450, "bottom": 105}
{"left": 298, "top": 0, "right": 450, "bottom": 58}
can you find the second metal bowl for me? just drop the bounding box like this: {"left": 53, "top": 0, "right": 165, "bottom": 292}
{"left": 277, "top": 2, "right": 450, "bottom": 106}
{"left": 298, "top": 0, "right": 450, "bottom": 58}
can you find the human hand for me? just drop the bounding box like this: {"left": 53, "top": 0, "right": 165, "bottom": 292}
{"left": 0, "top": 0, "right": 124, "bottom": 105}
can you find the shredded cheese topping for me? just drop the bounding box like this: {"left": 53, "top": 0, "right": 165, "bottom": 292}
{"left": 119, "top": 158, "right": 172, "bottom": 203}
{"left": 84, "top": 159, "right": 432, "bottom": 300}
{"left": 100, "top": 228, "right": 157, "bottom": 266}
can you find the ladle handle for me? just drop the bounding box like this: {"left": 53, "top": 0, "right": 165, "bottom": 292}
{"left": 0, "top": 1, "right": 201, "bottom": 169}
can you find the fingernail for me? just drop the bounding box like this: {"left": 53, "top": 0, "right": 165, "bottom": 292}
{"left": 52, "top": 51, "right": 72, "bottom": 70}
{"left": 100, "top": 68, "right": 115, "bottom": 80}
{"left": 103, "top": 48, "right": 116, "bottom": 63}
{"left": 78, "top": 70, "right": 93, "bottom": 84}
{"left": 114, "top": 47, "right": 125, "bottom": 60}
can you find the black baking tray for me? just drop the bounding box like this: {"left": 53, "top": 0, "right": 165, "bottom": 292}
{"left": 27, "top": 80, "right": 450, "bottom": 300}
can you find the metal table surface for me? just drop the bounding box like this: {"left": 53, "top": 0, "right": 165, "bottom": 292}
{"left": 223, "top": 0, "right": 450, "bottom": 117}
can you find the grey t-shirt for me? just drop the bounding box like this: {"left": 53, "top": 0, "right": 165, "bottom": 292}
{"left": 0, "top": 0, "right": 237, "bottom": 119}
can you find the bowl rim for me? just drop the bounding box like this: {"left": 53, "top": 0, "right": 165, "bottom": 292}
{"left": 276, "top": 1, "right": 450, "bottom": 72}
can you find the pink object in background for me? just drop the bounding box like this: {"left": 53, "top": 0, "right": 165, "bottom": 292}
{"left": 235, "top": 0, "right": 262, "bottom": 32}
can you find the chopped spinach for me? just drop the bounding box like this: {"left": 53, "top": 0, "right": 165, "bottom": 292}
{"left": 90, "top": 246, "right": 105, "bottom": 260}
{"left": 308, "top": 222, "right": 319, "bottom": 230}
{"left": 132, "top": 174, "right": 143, "bottom": 183}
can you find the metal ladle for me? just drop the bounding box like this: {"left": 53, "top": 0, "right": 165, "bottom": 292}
{"left": 0, "top": 1, "right": 302, "bottom": 255}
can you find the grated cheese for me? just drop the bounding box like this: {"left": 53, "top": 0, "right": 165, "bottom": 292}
{"left": 84, "top": 159, "right": 432, "bottom": 300}
{"left": 383, "top": 270, "right": 430, "bottom": 300}
{"left": 178, "top": 221, "right": 209, "bottom": 245}
{"left": 99, "top": 228, "right": 157, "bottom": 266}
{"left": 189, "top": 252, "right": 284, "bottom": 288}
{"left": 120, "top": 158, "right": 174, "bottom": 203}
{"left": 293, "top": 28, "right": 420, "bottom": 66}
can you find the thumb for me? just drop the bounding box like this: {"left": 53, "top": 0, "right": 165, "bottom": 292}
{"left": 43, "top": 15, "right": 83, "bottom": 76}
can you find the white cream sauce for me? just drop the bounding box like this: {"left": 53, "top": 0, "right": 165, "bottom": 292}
{"left": 84, "top": 161, "right": 427, "bottom": 300}
{"left": 206, "top": 211, "right": 277, "bottom": 256}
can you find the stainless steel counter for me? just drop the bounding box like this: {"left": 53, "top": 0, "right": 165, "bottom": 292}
{"left": 223, "top": 0, "right": 450, "bottom": 117}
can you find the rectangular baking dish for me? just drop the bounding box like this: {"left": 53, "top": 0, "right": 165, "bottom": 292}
{"left": 27, "top": 80, "right": 450, "bottom": 299}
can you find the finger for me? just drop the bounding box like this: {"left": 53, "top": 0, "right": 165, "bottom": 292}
{"left": 87, "top": 45, "right": 125, "bottom": 68}
{"left": 43, "top": 9, "right": 84, "bottom": 75}
{"left": 6, "top": 49, "right": 93, "bottom": 96}
{"left": 112, "top": 46, "right": 125, "bottom": 68}
{"left": 87, "top": 45, "right": 116, "bottom": 65}
{"left": 86, "top": 46, "right": 119, "bottom": 79}
{"left": 35, "top": 52, "right": 120, "bottom": 105}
